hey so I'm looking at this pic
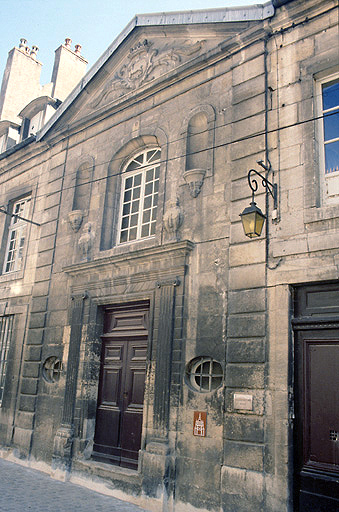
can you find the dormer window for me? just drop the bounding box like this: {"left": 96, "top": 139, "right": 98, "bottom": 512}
{"left": 19, "top": 96, "right": 59, "bottom": 140}
{"left": 0, "top": 121, "right": 20, "bottom": 154}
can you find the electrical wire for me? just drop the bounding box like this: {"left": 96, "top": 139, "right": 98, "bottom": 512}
{"left": 39, "top": 86, "right": 335, "bottom": 179}
{"left": 0, "top": 109, "right": 337, "bottom": 202}
{"left": 0, "top": 2, "right": 337, "bottom": 203}
{"left": 0, "top": 206, "right": 40, "bottom": 226}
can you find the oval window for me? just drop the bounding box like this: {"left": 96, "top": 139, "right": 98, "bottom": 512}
{"left": 42, "top": 356, "right": 62, "bottom": 383}
{"left": 186, "top": 357, "right": 223, "bottom": 393}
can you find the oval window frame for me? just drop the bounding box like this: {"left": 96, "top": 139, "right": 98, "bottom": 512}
{"left": 185, "top": 356, "right": 223, "bottom": 393}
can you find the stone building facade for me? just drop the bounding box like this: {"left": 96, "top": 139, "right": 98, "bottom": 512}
{"left": 0, "top": 1, "right": 338, "bottom": 511}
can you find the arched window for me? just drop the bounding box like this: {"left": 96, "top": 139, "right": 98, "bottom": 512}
{"left": 117, "top": 148, "right": 160, "bottom": 244}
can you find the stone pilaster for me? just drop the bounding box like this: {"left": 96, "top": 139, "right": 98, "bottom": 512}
{"left": 142, "top": 277, "right": 181, "bottom": 509}
{"left": 153, "top": 277, "right": 180, "bottom": 435}
{"left": 52, "top": 292, "right": 87, "bottom": 472}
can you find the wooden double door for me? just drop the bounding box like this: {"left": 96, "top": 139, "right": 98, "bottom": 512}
{"left": 293, "top": 284, "right": 339, "bottom": 511}
{"left": 93, "top": 303, "right": 149, "bottom": 469}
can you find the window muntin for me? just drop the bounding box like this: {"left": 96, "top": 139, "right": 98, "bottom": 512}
{"left": 3, "top": 197, "right": 31, "bottom": 273}
{"left": 322, "top": 79, "right": 339, "bottom": 175}
{"left": 0, "top": 315, "right": 14, "bottom": 406}
{"left": 118, "top": 148, "right": 160, "bottom": 244}
{"left": 186, "top": 357, "right": 224, "bottom": 393}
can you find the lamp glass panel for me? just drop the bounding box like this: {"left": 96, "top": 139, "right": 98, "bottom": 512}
{"left": 241, "top": 210, "right": 265, "bottom": 238}
{"left": 241, "top": 211, "right": 256, "bottom": 237}
{"left": 253, "top": 211, "right": 265, "bottom": 237}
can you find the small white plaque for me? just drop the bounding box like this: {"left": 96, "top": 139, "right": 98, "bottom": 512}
{"left": 233, "top": 393, "right": 253, "bottom": 411}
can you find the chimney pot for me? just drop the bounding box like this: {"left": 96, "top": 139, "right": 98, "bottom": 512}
{"left": 30, "top": 45, "right": 39, "bottom": 59}
{"left": 65, "top": 38, "right": 72, "bottom": 48}
{"left": 19, "top": 38, "right": 27, "bottom": 49}
{"left": 74, "top": 44, "right": 81, "bottom": 55}
{"left": 25, "top": 46, "right": 30, "bottom": 55}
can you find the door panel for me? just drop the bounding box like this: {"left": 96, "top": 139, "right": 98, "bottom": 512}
{"left": 294, "top": 329, "right": 339, "bottom": 511}
{"left": 101, "top": 368, "right": 121, "bottom": 406}
{"left": 305, "top": 342, "right": 338, "bottom": 468}
{"left": 93, "top": 303, "right": 149, "bottom": 469}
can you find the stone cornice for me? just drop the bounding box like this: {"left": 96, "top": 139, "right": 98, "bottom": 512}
{"left": 0, "top": 138, "right": 53, "bottom": 178}
{"left": 63, "top": 240, "right": 195, "bottom": 277}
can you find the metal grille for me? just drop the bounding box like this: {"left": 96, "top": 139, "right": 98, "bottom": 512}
{"left": 0, "top": 315, "right": 14, "bottom": 406}
{"left": 330, "top": 430, "right": 338, "bottom": 441}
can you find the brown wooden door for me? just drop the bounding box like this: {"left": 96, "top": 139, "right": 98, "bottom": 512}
{"left": 93, "top": 303, "right": 148, "bottom": 469}
{"left": 294, "top": 328, "right": 339, "bottom": 511}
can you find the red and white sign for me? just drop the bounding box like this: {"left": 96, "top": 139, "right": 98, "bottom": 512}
{"left": 193, "top": 411, "right": 207, "bottom": 437}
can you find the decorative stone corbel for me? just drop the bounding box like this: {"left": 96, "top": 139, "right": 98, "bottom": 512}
{"left": 163, "top": 198, "right": 183, "bottom": 242}
{"left": 183, "top": 168, "right": 206, "bottom": 198}
{"left": 67, "top": 209, "right": 83, "bottom": 232}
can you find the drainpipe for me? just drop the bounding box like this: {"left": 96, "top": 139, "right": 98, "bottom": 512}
{"left": 264, "top": 35, "right": 271, "bottom": 265}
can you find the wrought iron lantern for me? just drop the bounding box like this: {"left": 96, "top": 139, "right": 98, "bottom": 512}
{"left": 240, "top": 163, "right": 277, "bottom": 238}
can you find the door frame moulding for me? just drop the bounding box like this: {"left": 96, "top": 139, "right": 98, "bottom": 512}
{"left": 291, "top": 281, "right": 339, "bottom": 511}
{"left": 61, "top": 240, "right": 193, "bottom": 480}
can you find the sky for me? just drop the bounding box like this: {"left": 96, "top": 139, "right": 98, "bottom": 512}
{"left": 0, "top": 0, "right": 262, "bottom": 87}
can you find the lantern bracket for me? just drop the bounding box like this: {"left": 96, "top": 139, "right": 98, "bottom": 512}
{"left": 247, "top": 166, "right": 277, "bottom": 210}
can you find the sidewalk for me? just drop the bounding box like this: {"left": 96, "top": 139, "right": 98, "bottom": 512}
{"left": 0, "top": 457, "right": 150, "bottom": 512}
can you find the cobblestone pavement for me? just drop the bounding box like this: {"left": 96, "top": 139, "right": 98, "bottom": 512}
{"left": 0, "top": 458, "right": 151, "bottom": 512}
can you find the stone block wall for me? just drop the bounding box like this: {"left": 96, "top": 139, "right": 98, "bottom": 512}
{"left": 0, "top": 1, "right": 338, "bottom": 511}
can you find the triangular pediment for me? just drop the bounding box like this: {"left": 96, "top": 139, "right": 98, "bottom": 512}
{"left": 57, "top": 27, "right": 240, "bottom": 128}
{"left": 37, "top": 5, "right": 273, "bottom": 140}
{"left": 88, "top": 36, "right": 206, "bottom": 110}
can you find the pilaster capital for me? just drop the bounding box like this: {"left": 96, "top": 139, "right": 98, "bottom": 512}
{"left": 156, "top": 277, "right": 181, "bottom": 289}
{"left": 71, "top": 291, "right": 88, "bottom": 301}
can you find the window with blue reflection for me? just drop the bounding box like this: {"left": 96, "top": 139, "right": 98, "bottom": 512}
{"left": 322, "top": 80, "right": 339, "bottom": 175}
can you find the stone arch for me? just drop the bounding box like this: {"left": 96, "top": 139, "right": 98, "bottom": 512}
{"left": 181, "top": 104, "right": 216, "bottom": 179}
{"left": 72, "top": 156, "right": 94, "bottom": 212}
{"left": 186, "top": 112, "right": 209, "bottom": 171}
{"left": 100, "top": 130, "right": 168, "bottom": 251}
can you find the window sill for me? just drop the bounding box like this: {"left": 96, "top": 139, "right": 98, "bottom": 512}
{"left": 0, "top": 269, "right": 25, "bottom": 283}
{"left": 304, "top": 203, "right": 339, "bottom": 226}
{"left": 109, "top": 235, "right": 157, "bottom": 256}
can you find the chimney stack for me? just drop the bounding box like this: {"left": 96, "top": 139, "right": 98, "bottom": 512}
{"left": 50, "top": 38, "right": 87, "bottom": 101}
{"left": 0, "top": 38, "right": 42, "bottom": 123}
